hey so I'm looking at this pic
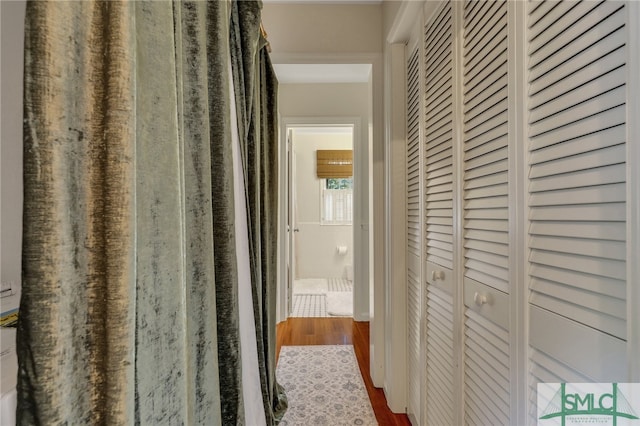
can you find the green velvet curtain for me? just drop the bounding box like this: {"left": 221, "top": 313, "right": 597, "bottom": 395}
{"left": 17, "top": 0, "right": 285, "bottom": 424}
{"left": 229, "top": 2, "right": 286, "bottom": 424}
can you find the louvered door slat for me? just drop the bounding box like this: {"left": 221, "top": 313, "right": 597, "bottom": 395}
{"left": 531, "top": 249, "right": 625, "bottom": 280}
{"left": 529, "top": 2, "right": 623, "bottom": 67}
{"left": 464, "top": 238, "right": 508, "bottom": 256}
{"left": 461, "top": 1, "right": 511, "bottom": 424}
{"left": 465, "top": 193, "right": 508, "bottom": 209}
{"left": 531, "top": 279, "right": 625, "bottom": 322}
{"left": 464, "top": 73, "right": 508, "bottom": 115}
{"left": 465, "top": 158, "right": 507, "bottom": 182}
{"left": 426, "top": 285, "right": 454, "bottom": 426}
{"left": 465, "top": 229, "right": 509, "bottom": 245}
{"left": 529, "top": 87, "right": 625, "bottom": 138}
{"left": 466, "top": 329, "right": 509, "bottom": 372}
{"left": 528, "top": 1, "right": 592, "bottom": 54}
{"left": 427, "top": 101, "right": 450, "bottom": 125}
{"left": 466, "top": 357, "right": 508, "bottom": 404}
{"left": 406, "top": 44, "right": 422, "bottom": 425}
{"left": 425, "top": 132, "right": 452, "bottom": 160}
{"left": 529, "top": 268, "right": 626, "bottom": 302}
{"left": 528, "top": 347, "right": 593, "bottom": 425}
{"left": 426, "top": 58, "right": 452, "bottom": 95}
{"left": 528, "top": 1, "right": 620, "bottom": 52}
{"left": 530, "top": 233, "right": 625, "bottom": 259}
{"left": 466, "top": 402, "right": 492, "bottom": 426}
{"left": 528, "top": 0, "right": 560, "bottom": 29}
{"left": 463, "top": 0, "right": 480, "bottom": 19}
{"left": 464, "top": 169, "right": 507, "bottom": 189}
{"left": 530, "top": 182, "right": 625, "bottom": 207}
{"left": 528, "top": 5, "right": 628, "bottom": 393}
{"left": 530, "top": 348, "right": 592, "bottom": 383}
{"left": 530, "top": 27, "right": 625, "bottom": 97}
{"left": 466, "top": 381, "right": 509, "bottom": 425}
{"left": 529, "top": 53, "right": 625, "bottom": 114}
{"left": 529, "top": 125, "right": 625, "bottom": 164}
{"left": 464, "top": 307, "right": 510, "bottom": 425}
{"left": 465, "top": 0, "right": 504, "bottom": 40}
{"left": 529, "top": 221, "right": 625, "bottom": 242}
{"left": 465, "top": 33, "right": 507, "bottom": 86}
{"left": 465, "top": 150, "right": 508, "bottom": 180}
{"left": 464, "top": 77, "right": 508, "bottom": 122}
{"left": 465, "top": 96, "right": 508, "bottom": 134}
{"left": 530, "top": 166, "right": 625, "bottom": 196}
{"left": 465, "top": 53, "right": 508, "bottom": 103}
{"left": 466, "top": 380, "right": 509, "bottom": 425}
{"left": 529, "top": 105, "right": 625, "bottom": 152}
{"left": 424, "top": 4, "right": 455, "bottom": 423}
{"left": 464, "top": 0, "right": 503, "bottom": 50}
{"left": 425, "top": 2, "right": 454, "bottom": 271}
{"left": 465, "top": 251, "right": 508, "bottom": 275}
{"left": 531, "top": 144, "right": 625, "bottom": 182}
{"left": 530, "top": 202, "right": 625, "bottom": 222}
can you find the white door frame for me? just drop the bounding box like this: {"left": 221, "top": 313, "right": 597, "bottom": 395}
{"left": 277, "top": 117, "right": 363, "bottom": 323}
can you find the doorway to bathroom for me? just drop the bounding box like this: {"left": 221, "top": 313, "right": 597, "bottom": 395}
{"left": 285, "top": 125, "right": 355, "bottom": 319}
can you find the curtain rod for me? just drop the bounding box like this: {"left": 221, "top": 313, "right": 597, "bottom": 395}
{"left": 260, "top": 22, "right": 272, "bottom": 53}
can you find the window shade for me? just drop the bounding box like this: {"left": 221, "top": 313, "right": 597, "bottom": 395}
{"left": 316, "top": 150, "right": 353, "bottom": 178}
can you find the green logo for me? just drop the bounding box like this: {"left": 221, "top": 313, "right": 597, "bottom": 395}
{"left": 539, "top": 383, "right": 639, "bottom": 426}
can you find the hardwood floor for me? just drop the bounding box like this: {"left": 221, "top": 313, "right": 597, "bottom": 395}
{"left": 276, "top": 318, "right": 411, "bottom": 426}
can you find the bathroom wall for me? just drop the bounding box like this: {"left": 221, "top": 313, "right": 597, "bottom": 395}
{"left": 292, "top": 129, "right": 353, "bottom": 279}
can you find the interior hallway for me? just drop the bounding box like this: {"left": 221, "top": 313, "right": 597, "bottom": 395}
{"left": 276, "top": 318, "right": 410, "bottom": 426}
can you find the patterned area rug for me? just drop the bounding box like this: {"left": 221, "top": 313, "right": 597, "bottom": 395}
{"left": 277, "top": 345, "right": 378, "bottom": 426}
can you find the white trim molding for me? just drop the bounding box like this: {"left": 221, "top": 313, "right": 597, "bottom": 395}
{"left": 627, "top": 0, "right": 640, "bottom": 382}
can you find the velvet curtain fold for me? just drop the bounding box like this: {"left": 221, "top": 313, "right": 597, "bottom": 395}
{"left": 17, "top": 0, "right": 284, "bottom": 424}
{"left": 229, "top": 2, "right": 287, "bottom": 424}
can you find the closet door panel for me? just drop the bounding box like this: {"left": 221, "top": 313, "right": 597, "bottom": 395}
{"left": 406, "top": 44, "right": 422, "bottom": 425}
{"left": 425, "top": 285, "right": 455, "bottom": 426}
{"left": 461, "top": 1, "right": 511, "bottom": 424}
{"left": 462, "top": 0, "right": 510, "bottom": 295}
{"left": 424, "top": 3, "right": 455, "bottom": 425}
{"left": 425, "top": 2, "right": 454, "bottom": 272}
{"left": 527, "top": 0, "right": 629, "bottom": 422}
{"left": 527, "top": 0, "right": 628, "bottom": 338}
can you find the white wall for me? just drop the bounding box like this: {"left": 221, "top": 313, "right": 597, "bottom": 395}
{"left": 279, "top": 83, "right": 370, "bottom": 118}
{"left": 1, "top": 0, "right": 26, "bottom": 306}
{"left": 293, "top": 130, "right": 352, "bottom": 279}
{"left": 262, "top": 3, "right": 382, "bottom": 55}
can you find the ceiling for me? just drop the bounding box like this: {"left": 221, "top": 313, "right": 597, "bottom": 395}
{"left": 263, "top": 0, "right": 378, "bottom": 84}
{"left": 272, "top": 63, "right": 372, "bottom": 84}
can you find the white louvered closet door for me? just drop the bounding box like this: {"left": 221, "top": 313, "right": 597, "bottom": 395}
{"left": 423, "top": 3, "right": 456, "bottom": 425}
{"left": 527, "top": 0, "right": 629, "bottom": 422}
{"left": 461, "top": 0, "right": 511, "bottom": 425}
{"left": 406, "top": 44, "right": 423, "bottom": 426}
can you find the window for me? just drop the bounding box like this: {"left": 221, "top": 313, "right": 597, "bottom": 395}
{"left": 321, "top": 178, "right": 353, "bottom": 225}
